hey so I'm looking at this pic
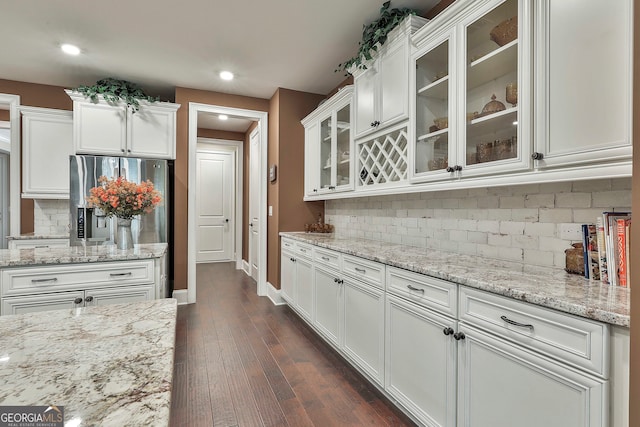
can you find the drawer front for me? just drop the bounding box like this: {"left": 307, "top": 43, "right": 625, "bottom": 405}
{"left": 8, "top": 239, "right": 70, "bottom": 250}
{"left": 342, "top": 254, "right": 384, "bottom": 289}
{"left": 459, "top": 287, "right": 609, "bottom": 377}
{"left": 1, "top": 260, "right": 155, "bottom": 297}
{"left": 281, "top": 238, "right": 296, "bottom": 252}
{"left": 295, "top": 242, "right": 313, "bottom": 259}
{"left": 314, "top": 247, "right": 341, "bottom": 271}
{"left": 386, "top": 267, "right": 457, "bottom": 317}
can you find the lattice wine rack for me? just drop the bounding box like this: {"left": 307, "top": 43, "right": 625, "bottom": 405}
{"left": 357, "top": 127, "right": 409, "bottom": 187}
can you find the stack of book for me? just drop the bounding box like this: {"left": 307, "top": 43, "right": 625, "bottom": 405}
{"left": 581, "top": 212, "right": 631, "bottom": 287}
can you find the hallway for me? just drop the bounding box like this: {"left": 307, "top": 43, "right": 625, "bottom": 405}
{"left": 169, "top": 262, "right": 414, "bottom": 426}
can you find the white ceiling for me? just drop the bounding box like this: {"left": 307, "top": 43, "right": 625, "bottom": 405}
{"left": 1, "top": 0, "right": 441, "bottom": 131}
{"left": 197, "top": 111, "right": 255, "bottom": 133}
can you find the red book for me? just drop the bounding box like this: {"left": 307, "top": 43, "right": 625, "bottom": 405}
{"left": 617, "top": 219, "right": 629, "bottom": 287}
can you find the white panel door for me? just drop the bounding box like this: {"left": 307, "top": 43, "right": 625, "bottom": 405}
{"left": 127, "top": 104, "right": 176, "bottom": 159}
{"left": 354, "top": 68, "right": 378, "bottom": 138}
{"left": 0, "top": 152, "right": 7, "bottom": 249}
{"left": 379, "top": 39, "right": 408, "bottom": 126}
{"left": 75, "top": 101, "right": 126, "bottom": 156}
{"left": 196, "top": 151, "right": 234, "bottom": 262}
{"left": 85, "top": 285, "right": 154, "bottom": 307}
{"left": 2, "top": 291, "right": 85, "bottom": 316}
{"left": 313, "top": 265, "right": 342, "bottom": 347}
{"left": 249, "top": 128, "right": 260, "bottom": 280}
{"left": 294, "top": 257, "right": 314, "bottom": 322}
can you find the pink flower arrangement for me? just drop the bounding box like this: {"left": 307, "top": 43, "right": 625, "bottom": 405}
{"left": 87, "top": 176, "right": 162, "bottom": 220}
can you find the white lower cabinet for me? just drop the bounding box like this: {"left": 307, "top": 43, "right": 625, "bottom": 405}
{"left": 7, "top": 238, "right": 70, "bottom": 250}
{"left": 457, "top": 323, "right": 606, "bottom": 427}
{"left": 385, "top": 294, "right": 457, "bottom": 426}
{"left": 0, "top": 259, "right": 159, "bottom": 316}
{"left": 342, "top": 276, "right": 385, "bottom": 386}
{"left": 280, "top": 239, "right": 615, "bottom": 427}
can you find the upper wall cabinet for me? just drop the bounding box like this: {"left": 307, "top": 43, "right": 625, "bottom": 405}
{"left": 20, "top": 107, "right": 73, "bottom": 199}
{"left": 410, "top": 0, "right": 532, "bottom": 183}
{"left": 302, "top": 86, "right": 354, "bottom": 200}
{"left": 533, "top": 0, "right": 632, "bottom": 169}
{"left": 65, "top": 90, "right": 180, "bottom": 159}
{"left": 353, "top": 16, "right": 429, "bottom": 140}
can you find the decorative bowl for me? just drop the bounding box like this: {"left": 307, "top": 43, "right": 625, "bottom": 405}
{"left": 490, "top": 16, "right": 518, "bottom": 47}
{"left": 478, "top": 94, "right": 505, "bottom": 117}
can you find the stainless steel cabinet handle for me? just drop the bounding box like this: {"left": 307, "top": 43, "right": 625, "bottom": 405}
{"left": 321, "top": 256, "right": 330, "bottom": 261}
{"left": 74, "top": 297, "right": 83, "bottom": 304}
{"left": 354, "top": 267, "right": 366, "bottom": 273}
{"left": 31, "top": 278, "right": 58, "bottom": 284}
{"left": 407, "top": 284, "right": 424, "bottom": 293}
{"left": 34, "top": 245, "right": 49, "bottom": 249}
{"left": 500, "top": 315, "right": 534, "bottom": 329}
{"left": 110, "top": 272, "right": 133, "bottom": 277}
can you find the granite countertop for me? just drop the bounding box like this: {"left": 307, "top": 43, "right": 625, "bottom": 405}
{"left": 0, "top": 243, "right": 168, "bottom": 268}
{"left": 281, "top": 232, "right": 630, "bottom": 327}
{"left": 0, "top": 298, "right": 177, "bottom": 426}
{"left": 6, "top": 233, "right": 69, "bottom": 240}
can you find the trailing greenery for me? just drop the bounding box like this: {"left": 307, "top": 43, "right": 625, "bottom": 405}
{"left": 74, "top": 78, "right": 159, "bottom": 112}
{"left": 335, "top": 1, "right": 417, "bottom": 75}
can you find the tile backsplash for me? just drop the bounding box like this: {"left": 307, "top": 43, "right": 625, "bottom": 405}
{"left": 325, "top": 178, "right": 632, "bottom": 269}
{"left": 34, "top": 199, "right": 70, "bottom": 235}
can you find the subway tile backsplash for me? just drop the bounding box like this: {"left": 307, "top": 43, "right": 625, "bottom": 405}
{"left": 34, "top": 199, "right": 70, "bottom": 235}
{"left": 325, "top": 178, "right": 631, "bottom": 269}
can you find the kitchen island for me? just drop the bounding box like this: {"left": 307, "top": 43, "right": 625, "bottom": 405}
{"left": 0, "top": 298, "right": 177, "bottom": 426}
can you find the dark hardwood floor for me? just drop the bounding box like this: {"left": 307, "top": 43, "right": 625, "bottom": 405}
{"left": 170, "top": 262, "right": 415, "bottom": 427}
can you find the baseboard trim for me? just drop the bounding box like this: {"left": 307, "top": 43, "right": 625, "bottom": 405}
{"left": 172, "top": 289, "right": 189, "bottom": 305}
{"left": 242, "top": 260, "right": 251, "bottom": 276}
{"left": 266, "top": 282, "right": 286, "bottom": 305}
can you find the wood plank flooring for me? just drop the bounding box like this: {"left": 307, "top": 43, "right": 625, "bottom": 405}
{"left": 170, "top": 262, "right": 415, "bottom": 427}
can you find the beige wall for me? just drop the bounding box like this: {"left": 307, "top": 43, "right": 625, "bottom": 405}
{"left": 629, "top": 0, "right": 639, "bottom": 423}
{"left": 0, "top": 79, "right": 73, "bottom": 234}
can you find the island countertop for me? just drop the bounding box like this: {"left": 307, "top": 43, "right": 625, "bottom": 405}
{"left": 281, "top": 232, "right": 630, "bottom": 327}
{"left": 0, "top": 243, "right": 168, "bottom": 268}
{"left": 0, "top": 298, "right": 177, "bottom": 426}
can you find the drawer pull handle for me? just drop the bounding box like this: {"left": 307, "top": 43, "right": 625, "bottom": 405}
{"left": 321, "top": 256, "right": 330, "bottom": 261}
{"left": 31, "top": 278, "right": 58, "bottom": 284}
{"left": 85, "top": 296, "right": 94, "bottom": 303}
{"left": 110, "top": 272, "right": 133, "bottom": 278}
{"left": 443, "top": 327, "right": 454, "bottom": 336}
{"left": 407, "top": 285, "right": 424, "bottom": 293}
{"left": 354, "top": 267, "right": 366, "bottom": 273}
{"left": 500, "top": 315, "right": 534, "bottom": 330}
{"left": 34, "top": 245, "right": 49, "bottom": 249}
{"left": 74, "top": 297, "right": 83, "bottom": 304}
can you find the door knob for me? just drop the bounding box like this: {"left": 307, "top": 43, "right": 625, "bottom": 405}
{"left": 225, "top": 219, "right": 229, "bottom": 223}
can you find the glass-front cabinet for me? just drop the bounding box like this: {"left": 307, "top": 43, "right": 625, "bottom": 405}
{"left": 410, "top": 0, "right": 531, "bottom": 183}
{"left": 303, "top": 86, "right": 354, "bottom": 199}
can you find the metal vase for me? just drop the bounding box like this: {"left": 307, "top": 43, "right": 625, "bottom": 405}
{"left": 116, "top": 217, "right": 134, "bottom": 250}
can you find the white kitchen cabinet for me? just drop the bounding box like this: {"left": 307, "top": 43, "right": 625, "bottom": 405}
{"left": 533, "top": 0, "right": 632, "bottom": 169}
{"left": 342, "top": 275, "right": 385, "bottom": 386}
{"left": 294, "top": 256, "right": 313, "bottom": 322}
{"left": 281, "top": 244, "right": 296, "bottom": 304}
{"left": 7, "top": 238, "right": 69, "bottom": 250}
{"left": 313, "top": 264, "right": 343, "bottom": 348}
{"left": 20, "top": 107, "right": 73, "bottom": 199}
{"left": 410, "top": 0, "right": 532, "bottom": 184}
{"left": 353, "top": 16, "right": 428, "bottom": 139}
{"left": 302, "top": 86, "right": 354, "bottom": 199}
{"left": 457, "top": 323, "right": 606, "bottom": 427}
{"left": 1, "top": 284, "right": 154, "bottom": 315}
{"left": 386, "top": 294, "right": 457, "bottom": 427}
{"left": 0, "top": 259, "right": 158, "bottom": 315}
{"left": 280, "top": 237, "right": 313, "bottom": 320}
{"left": 65, "top": 90, "right": 179, "bottom": 159}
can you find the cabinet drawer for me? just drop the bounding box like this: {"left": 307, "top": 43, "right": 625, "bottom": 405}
{"left": 1, "top": 260, "right": 155, "bottom": 297}
{"left": 8, "top": 239, "right": 70, "bottom": 250}
{"left": 342, "top": 254, "right": 384, "bottom": 289}
{"left": 314, "top": 247, "right": 341, "bottom": 271}
{"left": 295, "top": 242, "right": 313, "bottom": 259}
{"left": 386, "top": 267, "right": 457, "bottom": 318}
{"left": 281, "top": 238, "right": 296, "bottom": 252}
{"left": 459, "top": 287, "right": 609, "bottom": 377}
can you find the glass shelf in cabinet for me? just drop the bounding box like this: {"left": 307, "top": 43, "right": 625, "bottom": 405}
{"left": 467, "top": 107, "right": 517, "bottom": 140}
{"left": 467, "top": 40, "right": 517, "bottom": 91}
{"left": 417, "top": 127, "right": 448, "bottom": 142}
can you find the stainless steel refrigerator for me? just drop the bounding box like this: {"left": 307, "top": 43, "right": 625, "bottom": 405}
{"left": 69, "top": 155, "right": 170, "bottom": 247}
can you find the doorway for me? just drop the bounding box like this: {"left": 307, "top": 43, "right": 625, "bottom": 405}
{"left": 188, "top": 103, "right": 268, "bottom": 303}
{"left": 0, "top": 94, "right": 22, "bottom": 241}
{"left": 248, "top": 126, "right": 260, "bottom": 281}
{"left": 195, "top": 139, "right": 242, "bottom": 264}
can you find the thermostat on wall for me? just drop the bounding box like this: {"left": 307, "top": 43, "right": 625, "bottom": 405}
{"left": 269, "top": 164, "right": 277, "bottom": 182}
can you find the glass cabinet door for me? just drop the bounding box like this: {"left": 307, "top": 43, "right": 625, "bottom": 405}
{"left": 464, "top": 0, "right": 519, "bottom": 170}
{"left": 335, "top": 104, "right": 351, "bottom": 189}
{"left": 319, "top": 115, "right": 333, "bottom": 191}
{"left": 414, "top": 39, "right": 451, "bottom": 177}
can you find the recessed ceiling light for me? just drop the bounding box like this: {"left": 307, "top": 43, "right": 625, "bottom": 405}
{"left": 219, "top": 114, "right": 228, "bottom": 120}
{"left": 61, "top": 43, "right": 81, "bottom": 55}
{"left": 219, "top": 71, "right": 234, "bottom": 81}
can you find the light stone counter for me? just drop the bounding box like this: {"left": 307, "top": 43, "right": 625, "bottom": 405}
{"left": 0, "top": 243, "right": 168, "bottom": 268}
{"left": 281, "top": 232, "right": 630, "bottom": 327}
{"left": 0, "top": 298, "right": 177, "bottom": 426}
